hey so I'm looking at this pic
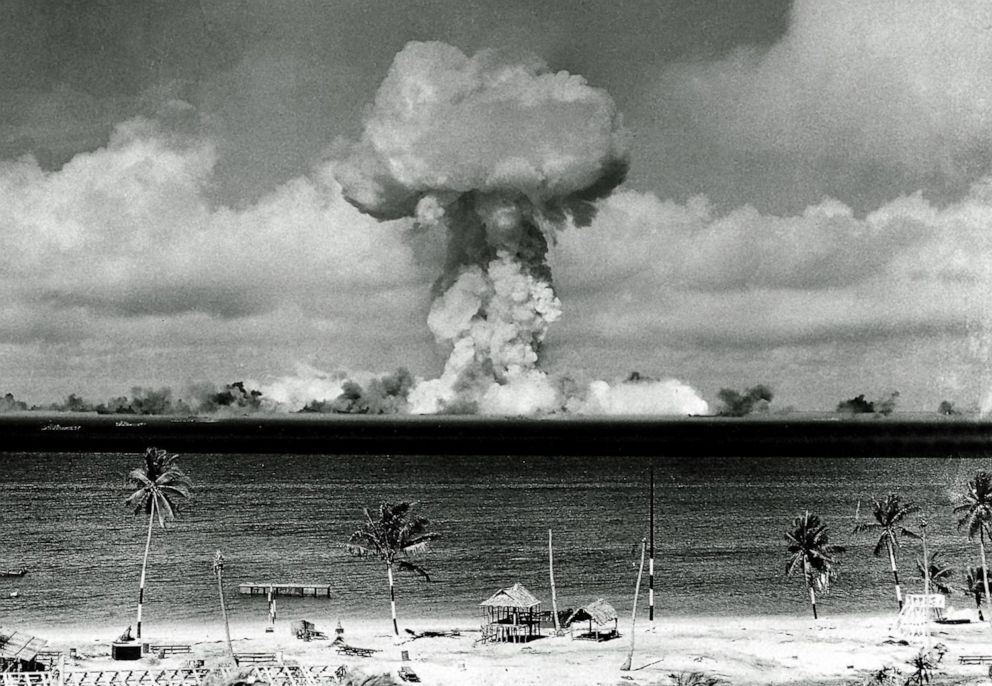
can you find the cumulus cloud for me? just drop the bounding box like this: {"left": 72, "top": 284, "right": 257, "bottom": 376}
{"left": 664, "top": 0, "right": 992, "bottom": 171}
{"left": 639, "top": 0, "right": 992, "bottom": 213}
{"left": 0, "top": 114, "right": 433, "bottom": 338}
{"left": 552, "top": 181, "right": 992, "bottom": 353}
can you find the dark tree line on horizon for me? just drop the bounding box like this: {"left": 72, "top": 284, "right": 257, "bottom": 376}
{"left": 0, "top": 380, "right": 979, "bottom": 418}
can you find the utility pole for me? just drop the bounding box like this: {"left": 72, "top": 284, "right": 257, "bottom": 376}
{"left": 920, "top": 517, "right": 930, "bottom": 651}
{"left": 649, "top": 464, "right": 655, "bottom": 623}
{"left": 549, "top": 529, "right": 561, "bottom": 633}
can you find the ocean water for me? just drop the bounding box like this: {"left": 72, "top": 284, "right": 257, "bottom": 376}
{"left": 0, "top": 454, "right": 989, "bottom": 630}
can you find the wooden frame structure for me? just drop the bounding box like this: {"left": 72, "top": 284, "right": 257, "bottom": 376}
{"left": 0, "top": 628, "right": 47, "bottom": 672}
{"left": 480, "top": 583, "right": 543, "bottom": 643}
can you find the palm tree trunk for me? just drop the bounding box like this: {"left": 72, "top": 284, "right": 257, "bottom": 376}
{"left": 980, "top": 530, "right": 992, "bottom": 630}
{"left": 620, "top": 539, "right": 646, "bottom": 671}
{"left": 136, "top": 499, "right": 157, "bottom": 639}
{"left": 216, "top": 566, "right": 236, "bottom": 664}
{"left": 804, "top": 559, "right": 817, "bottom": 620}
{"left": 887, "top": 539, "right": 903, "bottom": 611}
{"left": 548, "top": 530, "right": 560, "bottom": 633}
{"left": 387, "top": 562, "right": 399, "bottom": 636}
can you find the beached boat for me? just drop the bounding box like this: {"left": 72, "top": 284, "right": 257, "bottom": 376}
{"left": 0, "top": 570, "right": 27, "bottom": 578}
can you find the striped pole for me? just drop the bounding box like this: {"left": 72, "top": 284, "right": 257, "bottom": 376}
{"left": 887, "top": 542, "right": 903, "bottom": 610}
{"left": 649, "top": 465, "right": 655, "bottom": 622}
{"left": 136, "top": 498, "right": 157, "bottom": 639}
{"left": 387, "top": 563, "right": 398, "bottom": 635}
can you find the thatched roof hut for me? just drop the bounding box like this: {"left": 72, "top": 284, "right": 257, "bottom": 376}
{"left": 480, "top": 583, "right": 541, "bottom": 609}
{"left": 479, "top": 583, "right": 543, "bottom": 643}
{"left": 565, "top": 599, "right": 619, "bottom": 641}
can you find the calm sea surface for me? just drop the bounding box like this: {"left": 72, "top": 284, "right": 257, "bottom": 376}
{"left": 1, "top": 454, "right": 990, "bottom": 629}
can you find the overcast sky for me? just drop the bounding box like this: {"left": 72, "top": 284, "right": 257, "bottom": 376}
{"left": 2, "top": 0, "right": 992, "bottom": 411}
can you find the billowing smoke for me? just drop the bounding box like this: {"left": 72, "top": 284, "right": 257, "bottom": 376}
{"left": 336, "top": 41, "right": 638, "bottom": 415}
{"left": 568, "top": 374, "right": 710, "bottom": 416}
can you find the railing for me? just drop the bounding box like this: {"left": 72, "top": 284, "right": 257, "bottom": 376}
{"left": 0, "top": 666, "right": 342, "bottom": 686}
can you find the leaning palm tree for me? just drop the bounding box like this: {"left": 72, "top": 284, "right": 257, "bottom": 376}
{"left": 785, "top": 511, "right": 844, "bottom": 619}
{"left": 346, "top": 501, "right": 440, "bottom": 636}
{"left": 915, "top": 550, "right": 954, "bottom": 597}
{"left": 853, "top": 494, "right": 919, "bottom": 610}
{"left": 965, "top": 566, "right": 988, "bottom": 620}
{"left": 213, "top": 551, "right": 236, "bottom": 665}
{"left": 124, "top": 447, "right": 192, "bottom": 638}
{"left": 953, "top": 471, "right": 992, "bottom": 630}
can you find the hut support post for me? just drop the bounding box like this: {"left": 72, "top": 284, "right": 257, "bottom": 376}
{"left": 549, "top": 529, "right": 560, "bottom": 632}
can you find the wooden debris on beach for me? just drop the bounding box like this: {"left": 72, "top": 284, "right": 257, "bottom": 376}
{"left": 149, "top": 646, "right": 191, "bottom": 657}
{"left": 334, "top": 644, "right": 380, "bottom": 658}
{"left": 402, "top": 629, "right": 460, "bottom": 641}
{"left": 231, "top": 654, "right": 277, "bottom": 665}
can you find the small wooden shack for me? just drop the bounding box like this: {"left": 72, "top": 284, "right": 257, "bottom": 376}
{"left": 565, "top": 599, "right": 619, "bottom": 641}
{"left": 480, "top": 583, "right": 543, "bottom": 643}
{"left": 0, "top": 628, "right": 48, "bottom": 672}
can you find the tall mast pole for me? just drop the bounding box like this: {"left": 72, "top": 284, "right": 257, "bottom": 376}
{"left": 649, "top": 463, "right": 655, "bottom": 623}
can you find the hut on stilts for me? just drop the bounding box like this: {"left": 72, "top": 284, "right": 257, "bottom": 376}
{"left": 565, "top": 599, "right": 619, "bottom": 641}
{"left": 480, "top": 583, "right": 543, "bottom": 643}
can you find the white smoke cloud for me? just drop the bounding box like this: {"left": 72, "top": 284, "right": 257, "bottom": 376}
{"left": 570, "top": 378, "right": 709, "bottom": 416}
{"left": 258, "top": 364, "right": 353, "bottom": 410}
{"left": 336, "top": 41, "right": 686, "bottom": 416}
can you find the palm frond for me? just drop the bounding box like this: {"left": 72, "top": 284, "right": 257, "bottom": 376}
{"left": 346, "top": 501, "right": 437, "bottom": 577}
{"left": 397, "top": 560, "right": 431, "bottom": 581}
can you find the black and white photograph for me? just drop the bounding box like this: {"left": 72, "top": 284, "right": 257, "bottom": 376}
{"left": 2, "top": 2, "right": 992, "bottom": 684}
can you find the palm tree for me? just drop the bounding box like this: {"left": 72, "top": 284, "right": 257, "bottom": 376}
{"left": 915, "top": 550, "right": 954, "bottom": 597}
{"left": 213, "top": 551, "right": 236, "bottom": 665}
{"left": 965, "top": 566, "right": 988, "bottom": 620}
{"left": 852, "top": 494, "right": 919, "bottom": 610}
{"left": 785, "top": 511, "right": 844, "bottom": 619}
{"left": 953, "top": 471, "right": 992, "bottom": 629}
{"left": 124, "top": 447, "right": 192, "bottom": 639}
{"left": 346, "top": 501, "right": 440, "bottom": 636}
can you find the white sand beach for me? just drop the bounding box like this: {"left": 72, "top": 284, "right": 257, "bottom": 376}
{"left": 23, "top": 610, "right": 992, "bottom": 686}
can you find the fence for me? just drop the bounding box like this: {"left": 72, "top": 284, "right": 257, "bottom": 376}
{"left": 0, "top": 666, "right": 343, "bottom": 686}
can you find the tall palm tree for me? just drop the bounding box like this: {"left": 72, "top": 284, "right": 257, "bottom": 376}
{"left": 965, "top": 566, "right": 988, "bottom": 620}
{"left": 346, "top": 501, "right": 440, "bottom": 636}
{"left": 213, "top": 551, "right": 236, "bottom": 665}
{"left": 124, "top": 447, "right": 192, "bottom": 639}
{"left": 852, "top": 494, "right": 919, "bottom": 610}
{"left": 915, "top": 550, "right": 954, "bottom": 597}
{"left": 953, "top": 471, "right": 992, "bottom": 630}
{"left": 785, "top": 511, "right": 843, "bottom": 619}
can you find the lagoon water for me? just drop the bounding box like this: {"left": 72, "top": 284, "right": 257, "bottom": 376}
{"left": 1, "top": 453, "right": 990, "bottom": 629}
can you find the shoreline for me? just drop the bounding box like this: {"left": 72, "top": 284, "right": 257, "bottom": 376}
{"left": 17, "top": 610, "right": 992, "bottom": 685}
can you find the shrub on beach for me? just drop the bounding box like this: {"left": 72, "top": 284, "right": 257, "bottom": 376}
{"left": 665, "top": 672, "right": 727, "bottom": 686}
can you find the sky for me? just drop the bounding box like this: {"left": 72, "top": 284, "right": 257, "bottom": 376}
{"left": 1, "top": 0, "right": 991, "bottom": 412}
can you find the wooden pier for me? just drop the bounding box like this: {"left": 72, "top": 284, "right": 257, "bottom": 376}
{"left": 238, "top": 583, "right": 332, "bottom": 598}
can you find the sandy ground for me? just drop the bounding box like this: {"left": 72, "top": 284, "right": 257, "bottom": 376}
{"left": 23, "top": 609, "right": 992, "bottom": 686}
